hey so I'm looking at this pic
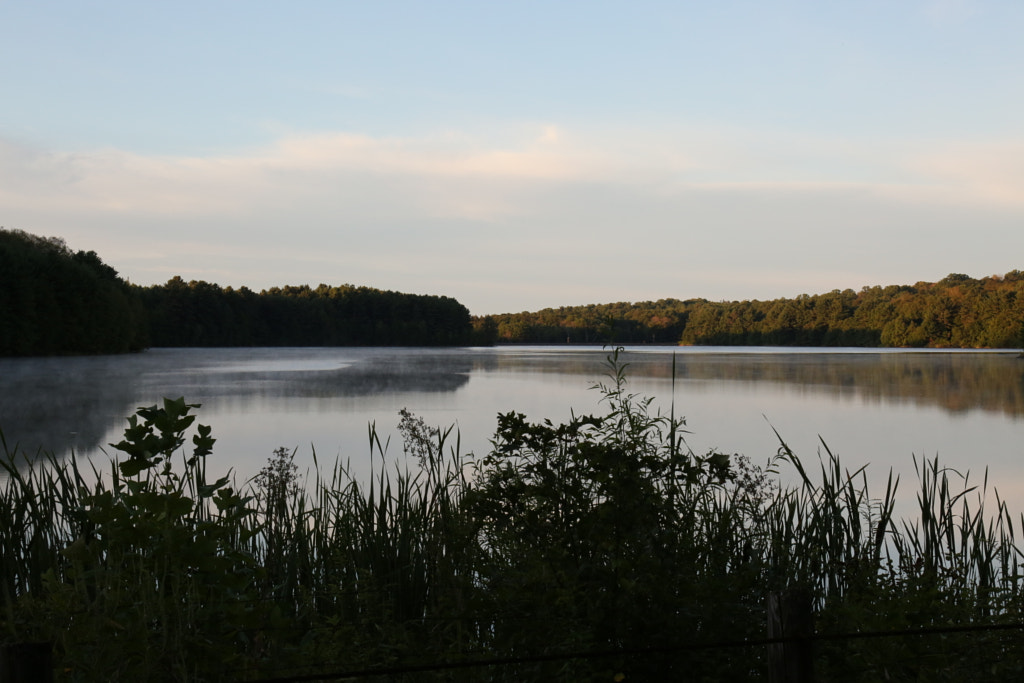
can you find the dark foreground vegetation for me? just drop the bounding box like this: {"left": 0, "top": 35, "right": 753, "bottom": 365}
{"left": 478, "top": 272, "right": 1024, "bottom": 348}
{"left": 0, "top": 228, "right": 472, "bottom": 355}
{"left": 2, "top": 351, "right": 1023, "bottom": 681}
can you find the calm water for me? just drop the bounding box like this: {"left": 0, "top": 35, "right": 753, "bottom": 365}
{"left": 2, "top": 346, "right": 1023, "bottom": 501}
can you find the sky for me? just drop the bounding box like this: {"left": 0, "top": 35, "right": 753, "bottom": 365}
{"left": 2, "top": 1, "right": 1023, "bottom": 315}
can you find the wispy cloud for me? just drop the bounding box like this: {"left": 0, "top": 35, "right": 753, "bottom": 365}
{"left": 6, "top": 124, "right": 1023, "bottom": 223}
{"left": 261, "top": 127, "right": 605, "bottom": 180}
{"left": 3, "top": 123, "right": 1023, "bottom": 311}
{"left": 904, "top": 140, "right": 1024, "bottom": 206}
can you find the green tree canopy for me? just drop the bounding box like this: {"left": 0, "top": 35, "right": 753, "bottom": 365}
{"left": 481, "top": 272, "right": 1024, "bottom": 349}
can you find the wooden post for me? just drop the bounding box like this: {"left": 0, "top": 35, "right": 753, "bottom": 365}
{"left": 0, "top": 642, "right": 53, "bottom": 683}
{"left": 767, "top": 589, "right": 814, "bottom": 683}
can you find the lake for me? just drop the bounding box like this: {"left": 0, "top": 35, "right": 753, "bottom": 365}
{"left": 2, "top": 346, "right": 1023, "bottom": 504}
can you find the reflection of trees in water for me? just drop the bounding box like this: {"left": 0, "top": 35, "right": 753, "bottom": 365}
{"left": 0, "top": 356, "right": 147, "bottom": 461}
{"left": 665, "top": 353, "right": 1024, "bottom": 418}
{"left": 476, "top": 349, "right": 1024, "bottom": 418}
{"left": 155, "top": 356, "right": 472, "bottom": 401}
{"left": 469, "top": 350, "right": 611, "bottom": 377}
{"left": 3, "top": 348, "right": 1020, "bottom": 467}
{"left": 0, "top": 351, "right": 474, "bottom": 462}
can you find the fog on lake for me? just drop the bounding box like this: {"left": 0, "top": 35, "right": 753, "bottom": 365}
{"left": 2, "top": 346, "right": 1023, "bottom": 503}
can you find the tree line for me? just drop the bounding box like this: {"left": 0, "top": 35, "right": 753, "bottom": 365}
{"left": 139, "top": 277, "right": 472, "bottom": 347}
{"left": 477, "top": 271, "right": 1024, "bottom": 348}
{"left": 6, "top": 227, "right": 1023, "bottom": 354}
{"left": 1, "top": 228, "right": 473, "bottom": 355}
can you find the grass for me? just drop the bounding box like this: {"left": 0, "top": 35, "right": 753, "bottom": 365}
{"left": 1, "top": 351, "right": 1023, "bottom": 681}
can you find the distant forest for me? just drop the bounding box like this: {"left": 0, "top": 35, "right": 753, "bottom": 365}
{"left": 0, "top": 228, "right": 472, "bottom": 356}
{"left": 475, "top": 272, "right": 1024, "bottom": 349}
{"left": 140, "top": 277, "right": 471, "bottom": 348}
{"left": 5, "top": 228, "right": 1024, "bottom": 355}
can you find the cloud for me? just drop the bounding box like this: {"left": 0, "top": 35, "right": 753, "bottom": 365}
{"left": 904, "top": 141, "right": 1024, "bottom": 206}
{"left": 6, "top": 123, "right": 1022, "bottom": 229}
{"left": 3, "top": 123, "right": 1024, "bottom": 313}
{"left": 261, "top": 128, "right": 607, "bottom": 180}
{"left": 0, "top": 125, "right": 619, "bottom": 225}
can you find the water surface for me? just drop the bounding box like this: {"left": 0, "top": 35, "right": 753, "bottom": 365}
{"left": 2, "top": 346, "right": 1022, "bottom": 501}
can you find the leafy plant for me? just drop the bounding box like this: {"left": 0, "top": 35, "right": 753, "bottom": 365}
{"left": 1, "top": 399, "right": 263, "bottom": 681}
{"left": 466, "top": 348, "right": 758, "bottom": 680}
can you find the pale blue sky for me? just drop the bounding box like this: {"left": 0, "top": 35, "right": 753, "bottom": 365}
{"left": 2, "top": 1, "right": 1023, "bottom": 314}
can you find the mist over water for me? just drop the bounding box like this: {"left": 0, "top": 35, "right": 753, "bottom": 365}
{"left": 1, "top": 346, "right": 1022, "bottom": 501}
